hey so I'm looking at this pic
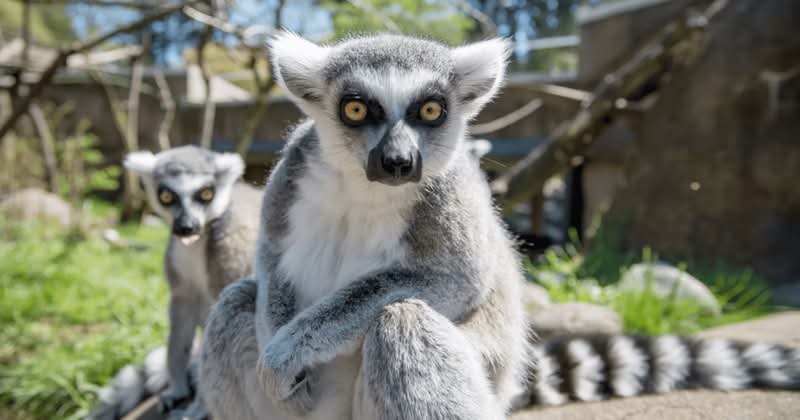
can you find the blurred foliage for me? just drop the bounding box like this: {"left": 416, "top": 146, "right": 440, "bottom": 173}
{"left": 182, "top": 43, "right": 272, "bottom": 94}
{"left": 323, "top": 0, "right": 475, "bottom": 45}
{"left": 0, "top": 101, "right": 120, "bottom": 206}
{"left": 0, "top": 217, "right": 169, "bottom": 419}
{"left": 0, "top": 1, "right": 75, "bottom": 46}
{"left": 526, "top": 229, "right": 772, "bottom": 335}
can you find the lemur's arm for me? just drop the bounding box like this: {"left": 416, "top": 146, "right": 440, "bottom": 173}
{"left": 257, "top": 267, "right": 484, "bottom": 401}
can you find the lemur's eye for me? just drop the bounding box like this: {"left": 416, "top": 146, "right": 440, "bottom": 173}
{"left": 341, "top": 99, "right": 368, "bottom": 125}
{"left": 158, "top": 189, "right": 175, "bottom": 206}
{"left": 418, "top": 100, "right": 445, "bottom": 125}
{"left": 197, "top": 188, "right": 215, "bottom": 203}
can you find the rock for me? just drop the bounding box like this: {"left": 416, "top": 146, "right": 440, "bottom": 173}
{"left": 696, "top": 311, "right": 800, "bottom": 348}
{"left": 619, "top": 263, "right": 720, "bottom": 314}
{"left": 770, "top": 284, "right": 800, "bottom": 308}
{"left": 528, "top": 302, "right": 623, "bottom": 339}
{"left": 511, "top": 390, "right": 800, "bottom": 420}
{"left": 521, "top": 281, "right": 551, "bottom": 309}
{"left": 0, "top": 188, "right": 73, "bottom": 227}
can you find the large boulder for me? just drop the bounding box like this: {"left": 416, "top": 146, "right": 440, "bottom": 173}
{"left": 619, "top": 262, "right": 720, "bottom": 314}
{"left": 528, "top": 302, "right": 623, "bottom": 339}
{"left": 0, "top": 188, "right": 74, "bottom": 227}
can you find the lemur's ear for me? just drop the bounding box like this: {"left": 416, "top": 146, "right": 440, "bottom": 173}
{"left": 123, "top": 151, "right": 156, "bottom": 177}
{"left": 451, "top": 38, "right": 511, "bottom": 119}
{"left": 269, "top": 31, "right": 331, "bottom": 107}
{"left": 214, "top": 152, "right": 244, "bottom": 183}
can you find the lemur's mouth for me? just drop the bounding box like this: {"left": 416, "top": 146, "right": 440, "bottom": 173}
{"left": 179, "top": 234, "right": 201, "bottom": 245}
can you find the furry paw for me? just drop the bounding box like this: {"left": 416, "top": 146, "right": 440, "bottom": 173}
{"left": 257, "top": 348, "right": 317, "bottom": 416}
{"left": 166, "top": 397, "right": 210, "bottom": 420}
{"left": 158, "top": 388, "right": 192, "bottom": 413}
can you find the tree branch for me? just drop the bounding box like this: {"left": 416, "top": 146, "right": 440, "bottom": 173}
{"left": 153, "top": 69, "right": 175, "bottom": 151}
{"left": 0, "top": 0, "right": 197, "bottom": 143}
{"left": 197, "top": 24, "right": 216, "bottom": 149}
{"left": 450, "top": 0, "right": 497, "bottom": 37}
{"left": 490, "top": 0, "right": 729, "bottom": 208}
{"left": 28, "top": 102, "right": 59, "bottom": 192}
{"left": 471, "top": 98, "right": 542, "bottom": 136}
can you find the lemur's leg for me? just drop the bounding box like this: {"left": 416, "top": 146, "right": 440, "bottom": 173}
{"left": 201, "top": 280, "right": 287, "bottom": 420}
{"left": 354, "top": 299, "right": 504, "bottom": 420}
{"left": 161, "top": 293, "right": 207, "bottom": 411}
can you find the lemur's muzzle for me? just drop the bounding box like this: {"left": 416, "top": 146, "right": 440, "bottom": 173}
{"left": 366, "top": 124, "right": 422, "bottom": 186}
{"left": 172, "top": 213, "right": 201, "bottom": 237}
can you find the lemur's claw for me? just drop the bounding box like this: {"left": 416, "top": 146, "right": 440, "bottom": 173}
{"left": 158, "top": 390, "right": 191, "bottom": 413}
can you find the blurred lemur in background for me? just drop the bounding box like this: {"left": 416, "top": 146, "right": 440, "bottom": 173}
{"left": 89, "top": 146, "right": 262, "bottom": 420}
{"left": 200, "top": 32, "right": 800, "bottom": 420}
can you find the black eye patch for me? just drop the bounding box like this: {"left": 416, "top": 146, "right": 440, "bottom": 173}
{"left": 194, "top": 186, "right": 216, "bottom": 204}
{"left": 339, "top": 93, "right": 385, "bottom": 127}
{"left": 406, "top": 94, "right": 447, "bottom": 127}
{"left": 157, "top": 185, "right": 177, "bottom": 206}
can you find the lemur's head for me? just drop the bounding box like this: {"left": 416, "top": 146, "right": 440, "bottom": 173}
{"left": 269, "top": 32, "right": 510, "bottom": 186}
{"left": 123, "top": 146, "right": 244, "bottom": 244}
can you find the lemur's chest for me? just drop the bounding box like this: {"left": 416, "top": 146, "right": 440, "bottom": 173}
{"left": 168, "top": 237, "right": 212, "bottom": 298}
{"left": 278, "top": 175, "right": 411, "bottom": 309}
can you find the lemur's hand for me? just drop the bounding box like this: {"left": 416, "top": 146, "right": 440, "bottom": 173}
{"left": 257, "top": 325, "right": 318, "bottom": 416}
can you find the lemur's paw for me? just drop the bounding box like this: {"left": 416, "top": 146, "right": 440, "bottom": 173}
{"left": 257, "top": 348, "right": 317, "bottom": 416}
{"left": 158, "top": 388, "right": 192, "bottom": 413}
{"left": 166, "top": 397, "right": 210, "bottom": 420}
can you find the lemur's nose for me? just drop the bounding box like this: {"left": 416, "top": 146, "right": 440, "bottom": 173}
{"left": 381, "top": 154, "right": 414, "bottom": 179}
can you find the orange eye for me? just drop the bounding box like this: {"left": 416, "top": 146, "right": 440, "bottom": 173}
{"left": 198, "top": 188, "right": 214, "bottom": 202}
{"left": 419, "top": 100, "right": 443, "bottom": 122}
{"left": 158, "top": 190, "right": 174, "bottom": 205}
{"left": 342, "top": 100, "right": 368, "bottom": 123}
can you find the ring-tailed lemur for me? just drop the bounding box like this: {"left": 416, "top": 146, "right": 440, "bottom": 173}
{"left": 89, "top": 146, "right": 262, "bottom": 420}
{"left": 200, "top": 32, "right": 800, "bottom": 420}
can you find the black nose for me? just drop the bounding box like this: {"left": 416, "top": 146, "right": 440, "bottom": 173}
{"left": 172, "top": 217, "right": 200, "bottom": 237}
{"left": 381, "top": 154, "right": 414, "bottom": 179}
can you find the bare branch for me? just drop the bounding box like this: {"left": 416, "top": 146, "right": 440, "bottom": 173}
{"left": 153, "top": 70, "right": 175, "bottom": 151}
{"left": 197, "top": 25, "right": 216, "bottom": 149}
{"left": 450, "top": 0, "right": 497, "bottom": 37}
{"left": 470, "top": 98, "right": 542, "bottom": 136}
{"left": 490, "top": 0, "right": 731, "bottom": 207}
{"left": 183, "top": 5, "right": 271, "bottom": 48}
{"left": 21, "top": 0, "right": 164, "bottom": 10}
{"left": 348, "top": 0, "right": 401, "bottom": 32}
{"left": 523, "top": 84, "right": 591, "bottom": 103}
{"left": 28, "top": 102, "right": 59, "bottom": 193}
{"left": 0, "top": 1, "right": 197, "bottom": 143}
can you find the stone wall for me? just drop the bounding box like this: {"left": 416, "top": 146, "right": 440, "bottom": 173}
{"left": 603, "top": 0, "right": 800, "bottom": 285}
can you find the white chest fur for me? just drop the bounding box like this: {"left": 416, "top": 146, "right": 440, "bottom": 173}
{"left": 278, "top": 163, "right": 412, "bottom": 309}
{"left": 170, "top": 236, "right": 211, "bottom": 298}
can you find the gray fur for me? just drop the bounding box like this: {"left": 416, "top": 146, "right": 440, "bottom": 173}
{"left": 90, "top": 146, "right": 262, "bottom": 420}
{"left": 202, "top": 32, "right": 525, "bottom": 420}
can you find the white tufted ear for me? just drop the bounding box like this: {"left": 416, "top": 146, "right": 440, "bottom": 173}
{"left": 269, "top": 31, "right": 331, "bottom": 107}
{"left": 451, "top": 38, "right": 511, "bottom": 119}
{"left": 123, "top": 151, "right": 156, "bottom": 177}
{"left": 214, "top": 152, "right": 244, "bottom": 184}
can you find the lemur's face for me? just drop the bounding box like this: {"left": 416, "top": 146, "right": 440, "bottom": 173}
{"left": 123, "top": 146, "right": 244, "bottom": 244}
{"left": 270, "top": 33, "right": 509, "bottom": 186}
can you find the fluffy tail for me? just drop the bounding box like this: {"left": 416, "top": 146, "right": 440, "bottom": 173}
{"left": 87, "top": 346, "right": 170, "bottom": 420}
{"left": 518, "top": 334, "right": 800, "bottom": 407}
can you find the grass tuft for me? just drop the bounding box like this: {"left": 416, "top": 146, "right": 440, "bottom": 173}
{"left": 526, "top": 231, "right": 772, "bottom": 335}
{"left": 0, "top": 219, "right": 168, "bottom": 419}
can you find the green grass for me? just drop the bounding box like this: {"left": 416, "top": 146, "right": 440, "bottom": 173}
{"left": 526, "top": 233, "right": 773, "bottom": 335}
{"left": 0, "top": 219, "right": 169, "bottom": 420}
{"left": 0, "top": 217, "right": 774, "bottom": 419}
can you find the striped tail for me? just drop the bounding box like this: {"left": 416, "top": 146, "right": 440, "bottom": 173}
{"left": 519, "top": 334, "right": 800, "bottom": 407}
